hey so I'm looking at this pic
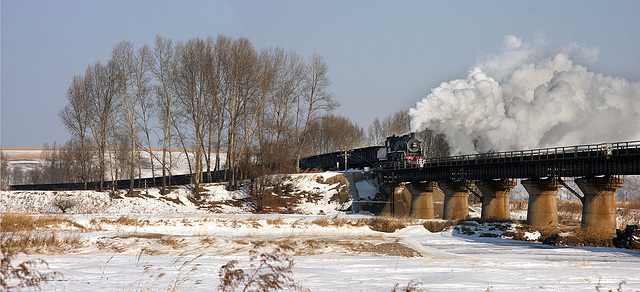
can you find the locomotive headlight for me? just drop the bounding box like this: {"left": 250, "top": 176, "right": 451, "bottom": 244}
{"left": 408, "top": 140, "right": 420, "bottom": 152}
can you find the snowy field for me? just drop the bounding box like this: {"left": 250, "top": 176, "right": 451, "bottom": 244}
{"left": 10, "top": 216, "right": 640, "bottom": 291}
{"left": 2, "top": 172, "right": 640, "bottom": 291}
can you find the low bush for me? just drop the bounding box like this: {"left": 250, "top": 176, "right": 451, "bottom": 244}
{"left": 613, "top": 225, "right": 640, "bottom": 250}
{"left": 422, "top": 220, "right": 458, "bottom": 232}
{"left": 366, "top": 217, "right": 406, "bottom": 233}
{"left": 218, "top": 248, "right": 307, "bottom": 292}
{"left": 392, "top": 280, "right": 427, "bottom": 292}
{"left": 542, "top": 227, "right": 615, "bottom": 247}
{"left": 1, "top": 243, "right": 62, "bottom": 290}
{"left": 52, "top": 196, "right": 76, "bottom": 213}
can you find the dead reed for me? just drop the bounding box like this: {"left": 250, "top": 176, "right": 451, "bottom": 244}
{"left": 1, "top": 213, "right": 84, "bottom": 232}
{"left": 100, "top": 216, "right": 149, "bottom": 227}
{"left": 0, "top": 233, "right": 83, "bottom": 254}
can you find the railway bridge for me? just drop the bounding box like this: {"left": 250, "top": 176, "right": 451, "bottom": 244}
{"left": 377, "top": 140, "right": 640, "bottom": 233}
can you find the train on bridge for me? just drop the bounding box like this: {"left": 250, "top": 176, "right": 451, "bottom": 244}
{"left": 299, "top": 133, "right": 425, "bottom": 170}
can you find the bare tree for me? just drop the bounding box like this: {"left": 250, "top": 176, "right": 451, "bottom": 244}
{"left": 85, "top": 61, "right": 118, "bottom": 191}
{"left": 222, "top": 37, "right": 259, "bottom": 189}
{"left": 261, "top": 48, "right": 304, "bottom": 170}
{"left": 307, "top": 114, "right": 365, "bottom": 155}
{"left": 175, "top": 37, "right": 215, "bottom": 197}
{"left": 150, "top": 35, "right": 181, "bottom": 194}
{"left": 415, "top": 128, "right": 450, "bottom": 158}
{"left": 59, "top": 74, "right": 94, "bottom": 187}
{"left": 295, "top": 54, "right": 339, "bottom": 171}
{"left": 111, "top": 41, "right": 153, "bottom": 193}
{"left": 385, "top": 110, "right": 411, "bottom": 137}
{"left": 367, "top": 110, "right": 411, "bottom": 146}
{"left": 367, "top": 117, "right": 385, "bottom": 146}
{"left": 202, "top": 38, "right": 223, "bottom": 183}
{"left": 58, "top": 35, "right": 341, "bottom": 190}
{"left": 132, "top": 45, "right": 156, "bottom": 188}
{"left": 0, "top": 151, "right": 8, "bottom": 189}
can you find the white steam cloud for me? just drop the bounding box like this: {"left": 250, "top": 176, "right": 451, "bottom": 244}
{"left": 409, "top": 36, "right": 640, "bottom": 155}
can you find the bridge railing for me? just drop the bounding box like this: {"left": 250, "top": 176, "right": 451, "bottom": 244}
{"left": 430, "top": 140, "right": 640, "bottom": 166}
{"left": 381, "top": 140, "right": 640, "bottom": 170}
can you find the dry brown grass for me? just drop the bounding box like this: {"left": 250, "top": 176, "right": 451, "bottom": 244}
{"left": 557, "top": 200, "right": 582, "bottom": 226}
{"left": 510, "top": 199, "right": 528, "bottom": 211}
{"left": 311, "top": 217, "right": 332, "bottom": 227}
{"left": 311, "top": 216, "right": 367, "bottom": 228}
{"left": 616, "top": 200, "right": 640, "bottom": 227}
{"left": 245, "top": 217, "right": 263, "bottom": 228}
{"left": 557, "top": 200, "right": 583, "bottom": 213}
{"left": 200, "top": 236, "right": 216, "bottom": 246}
{"left": 617, "top": 200, "right": 640, "bottom": 210}
{"left": 353, "top": 242, "right": 422, "bottom": 257}
{"left": 1, "top": 233, "right": 83, "bottom": 254}
{"left": 542, "top": 227, "right": 615, "bottom": 247}
{"left": 158, "top": 236, "right": 185, "bottom": 249}
{"left": 100, "top": 216, "right": 149, "bottom": 227}
{"left": 113, "top": 233, "right": 164, "bottom": 240}
{"left": 366, "top": 217, "right": 407, "bottom": 233}
{"left": 1, "top": 213, "right": 85, "bottom": 232}
{"left": 266, "top": 217, "right": 285, "bottom": 226}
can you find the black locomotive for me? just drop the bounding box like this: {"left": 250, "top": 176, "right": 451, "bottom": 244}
{"left": 299, "top": 132, "right": 425, "bottom": 170}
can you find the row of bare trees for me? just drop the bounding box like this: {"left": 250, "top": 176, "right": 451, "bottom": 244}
{"left": 58, "top": 35, "right": 338, "bottom": 194}
{"left": 11, "top": 35, "right": 450, "bottom": 193}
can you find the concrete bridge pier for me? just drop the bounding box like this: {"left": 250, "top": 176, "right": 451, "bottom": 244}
{"left": 440, "top": 181, "right": 474, "bottom": 220}
{"left": 575, "top": 175, "right": 623, "bottom": 232}
{"left": 407, "top": 182, "right": 438, "bottom": 219}
{"left": 477, "top": 179, "right": 516, "bottom": 219}
{"left": 392, "top": 182, "right": 412, "bottom": 217}
{"left": 378, "top": 182, "right": 412, "bottom": 217}
{"left": 522, "top": 178, "right": 560, "bottom": 227}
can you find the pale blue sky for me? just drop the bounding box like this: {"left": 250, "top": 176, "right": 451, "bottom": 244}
{"left": 2, "top": 0, "right": 639, "bottom": 147}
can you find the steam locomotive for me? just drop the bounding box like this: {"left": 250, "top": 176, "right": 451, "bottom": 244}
{"left": 299, "top": 132, "right": 425, "bottom": 170}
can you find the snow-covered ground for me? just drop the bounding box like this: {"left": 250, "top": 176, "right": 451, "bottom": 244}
{"left": 18, "top": 219, "right": 640, "bottom": 291}
{"left": 2, "top": 172, "right": 640, "bottom": 291}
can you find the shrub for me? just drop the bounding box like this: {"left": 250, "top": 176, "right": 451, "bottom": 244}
{"left": 52, "top": 196, "right": 76, "bottom": 213}
{"left": 366, "top": 217, "right": 406, "bottom": 233}
{"left": 422, "top": 220, "right": 458, "bottom": 233}
{"left": 542, "top": 227, "right": 615, "bottom": 247}
{"left": 392, "top": 280, "right": 427, "bottom": 292}
{"left": 218, "top": 248, "right": 307, "bottom": 292}
{"left": 613, "top": 225, "right": 640, "bottom": 250}
{"left": 0, "top": 239, "right": 62, "bottom": 290}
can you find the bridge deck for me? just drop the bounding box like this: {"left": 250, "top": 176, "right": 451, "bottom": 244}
{"left": 380, "top": 140, "right": 640, "bottom": 183}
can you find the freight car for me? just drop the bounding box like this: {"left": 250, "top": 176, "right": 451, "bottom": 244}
{"left": 299, "top": 133, "right": 425, "bottom": 170}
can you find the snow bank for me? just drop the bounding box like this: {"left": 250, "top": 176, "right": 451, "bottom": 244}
{"left": 0, "top": 172, "right": 348, "bottom": 215}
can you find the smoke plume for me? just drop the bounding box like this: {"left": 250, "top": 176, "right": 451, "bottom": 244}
{"left": 409, "top": 36, "right": 640, "bottom": 155}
